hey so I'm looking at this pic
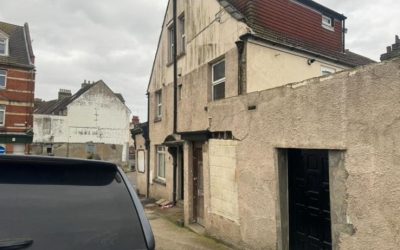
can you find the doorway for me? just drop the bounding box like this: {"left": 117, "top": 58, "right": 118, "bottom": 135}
{"left": 176, "top": 146, "right": 184, "bottom": 201}
{"left": 192, "top": 143, "right": 204, "bottom": 225}
{"left": 288, "top": 149, "right": 331, "bottom": 250}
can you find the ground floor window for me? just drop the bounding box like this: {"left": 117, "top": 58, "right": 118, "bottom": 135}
{"left": 157, "top": 146, "right": 166, "bottom": 180}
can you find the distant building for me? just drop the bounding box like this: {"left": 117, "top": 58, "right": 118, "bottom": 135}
{"left": 32, "top": 80, "right": 131, "bottom": 167}
{"left": 0, "top": 21, "right": 35, "bottom": 154}
{"left": 380, "top": 35, "right": 400, "bottom": 61}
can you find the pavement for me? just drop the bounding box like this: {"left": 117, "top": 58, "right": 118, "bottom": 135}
{"left": 126, "top": 171, "right": 231, "bottom": 249}
{"left": 145, "top": 206, "right": 231, "bottom": 250}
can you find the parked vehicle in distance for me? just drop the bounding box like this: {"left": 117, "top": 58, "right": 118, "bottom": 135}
{"left": 0, "top": 155, "right": 155, "bottom": 250}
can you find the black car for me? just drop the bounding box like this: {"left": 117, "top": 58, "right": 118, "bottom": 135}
{"left": 0, "top": 155, "right": 155, "bottom": 250}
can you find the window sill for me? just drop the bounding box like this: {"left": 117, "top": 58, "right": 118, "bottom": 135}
{"left": 154, "top": 117, "right": 162, "bottom": 123}
{"left": 166, "top": 52, "right": 186, "bottom": 67}
{"left": 322, "top": 24, "right": 334, "bottom": 31}
{"left": 153, "top": 178, "right": 166, "bottom": 186}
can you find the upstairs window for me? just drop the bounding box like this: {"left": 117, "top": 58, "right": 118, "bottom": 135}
{"left": 0, "top": 105, "right": 5, "bottom": 127}
{"left": 168, "top": 24, "right": 174, "bottom": 63}
{"left": 322, "top": 15, "right": 334, "bottom": 31}
{"left": 156, "top": 90, "right": 162, "bottom": 120}
{"left": 178, "top": 14, "right": 186, "bottom": 55}
{"left": 0, "top": 38, "right": 8, "bottom": 56}
{"left": 212, "top": 60, "right": 225, "bottom": 101}
{"left": 0, "top": 69, "right": 6, "bottom": 88}
{"left": 321, "top": 66, "right": 336, "bottom": 75}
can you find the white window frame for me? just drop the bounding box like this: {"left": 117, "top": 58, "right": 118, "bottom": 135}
{"left": 156, "top": 146, "right": 166, "bottom": 180}
{"left": 0, "top": 37, "right": 8, "bottom": 56}
{"left": 322, "top": 15, "right": 334, "bottom": 31}
{"left": 178, "top": 14, "right": 185, "bottom": 55}
{"left": 0, "top": 69, "right": 6, "bottom": 89}
{"left": 211, "top": 60, "right": 226, "bottom": 101}
{"left": 0, "top": 105, "right": 5, "bottom": 127}
{"left": 321, "top": 66, "right": 336, "bottom": 76}
{"left": 156, "top": 90, "right": 162, "bottom": 119}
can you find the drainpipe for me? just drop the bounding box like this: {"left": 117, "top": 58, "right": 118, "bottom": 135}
{"left": 342, "top": 19, "right": 346, "bottom": 52}
{"left": 236, "top": 39, "right": 245, "bottom": 95}
{"left": 173, "top": 0, "right": 178, "bottom": 134}
{"left": 172, "top": 0, "right": 178, "bottom": 205}
{"left": 146, "top": 92, "right": 151, "bottom": 198}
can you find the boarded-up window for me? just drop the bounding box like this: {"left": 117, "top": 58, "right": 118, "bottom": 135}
{"left": 137, "top": 150, "right": 145, "bottom": 173}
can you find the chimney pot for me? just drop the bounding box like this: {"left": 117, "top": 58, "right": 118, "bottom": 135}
{"left": 396, "top": 35, "right": 400, "bottom": 44}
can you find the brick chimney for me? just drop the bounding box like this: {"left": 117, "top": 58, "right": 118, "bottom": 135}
{"left": 58, "top": 89, "right": 72, "bottom": 100}
{"left": 81, "top": 79, "right": 91, "bottom": 89}
{"left": 380, "top": 35, "right": 400, "bottom": 61}
{"left": 131, "top": 116, "right": 140, "bottom": 126}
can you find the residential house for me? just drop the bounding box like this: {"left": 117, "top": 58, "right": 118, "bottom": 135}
{"left": 0, "top": 21, "right": 35, "bottom": 154}
{"left": 32, "top": 80, "right": 131, "bottom": 167}
{"left": 146, "top": 0, "right": 375, "bottom": 248}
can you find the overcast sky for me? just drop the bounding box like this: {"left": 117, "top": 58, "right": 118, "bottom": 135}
{"left": 0, "top": 0, "right": 398, "bottom": 121}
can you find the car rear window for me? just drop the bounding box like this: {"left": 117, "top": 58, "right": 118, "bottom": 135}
{"left": 0, "top": 162, "right": 147, "bottom": 250}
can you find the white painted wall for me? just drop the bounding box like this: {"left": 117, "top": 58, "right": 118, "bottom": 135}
{"left": 33, "top": 82, "right": 131, "bottom": 156}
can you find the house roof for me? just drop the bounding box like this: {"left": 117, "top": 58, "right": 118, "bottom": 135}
{"left": 35, "top": 80, "right": 127, "bottom": 115}
{"left": 0, "top": 21, "right": 34, "bottom": 69}
{"left": 221, "top": 0, "right": 375, "bottom": 67}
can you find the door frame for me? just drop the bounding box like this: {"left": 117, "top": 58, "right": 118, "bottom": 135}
{"left": 192, "top": 142, "right": 204, "bottom": 225}
{"left": 276, "top": 149, "right": 347, "bottom": 250}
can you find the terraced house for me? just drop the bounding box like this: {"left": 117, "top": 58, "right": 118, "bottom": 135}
{"left": 0, "top": 21, "right": 35, "bottom": 155}
{"left": 143, "top": 0, "right": 375, "bottom": 248}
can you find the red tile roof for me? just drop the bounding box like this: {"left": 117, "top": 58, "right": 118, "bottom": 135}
{"left": 222, "top": 0, "right": 375, "bottom": 66}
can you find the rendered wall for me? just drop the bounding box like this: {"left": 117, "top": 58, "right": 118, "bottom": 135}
{"left": 207, "top": 58, "right": 400, "bottom": 249}
{"left": 147, "top": 0, "right": 248, "bottom": 200}
{"left": 246, "top": 41, "right": 346, "bottom": 93}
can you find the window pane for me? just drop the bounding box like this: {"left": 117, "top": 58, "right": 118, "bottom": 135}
{"left": 0, "top": 39, "right": 5, "bottom": 54}
{"left": 213, "top": 61, "right": 225, "bottom": 82}
{"left": 213, "top": 81, "right": 225, "bottom": 100}
{"left": 0, "top": 70, "right": 5, "bottom": 87}
{"left": 0, "top": 110, "right": 4, "bottom": 125}
{"left": 158, "top": 152, "right": 165, "bottom": 178}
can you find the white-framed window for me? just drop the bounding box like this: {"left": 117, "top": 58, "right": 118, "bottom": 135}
{"left": 168, "top": 24, "right": 174, "bottom": 63}
{"left": 0, "top": 105, "right": 5, "bottom": 127}
{"left": 212, "top": 60, "right": 226, "bottom": 101}
{"left": 178, "top": 14, "right": 185, "bottom": 55}
{"left": 321, "top": 66, "right": 336, "bottom": 76}
{"left": 156, "top": 146, "right": 166, "bottom": 180}
{"left": 156, "top": 90, "right": 162, "bottom": 119}
{"left": 0, "top": 69, "right": 6, "bottom": 88}
{"left": 0, "top": 37, "right": 8, "bottom": 56}
{"left": 322, "top": 15, "right": 334, "bottom": 31}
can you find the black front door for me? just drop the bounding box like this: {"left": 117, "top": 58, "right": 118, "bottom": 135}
{"left": 288, "top": 149, "right": 331, "bottom": 250}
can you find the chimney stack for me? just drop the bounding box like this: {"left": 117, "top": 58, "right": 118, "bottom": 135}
{"left": 381, "top": 35, "right": 400, "bottom": 61}
{"left": 131, "top": 116, "right": 140, "bottom": 126}
{"left": 58, "top": 89, "right": 72, "bottom": 100}
{"left": 81, "top": 79, "right": 91, "bottom": 89}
